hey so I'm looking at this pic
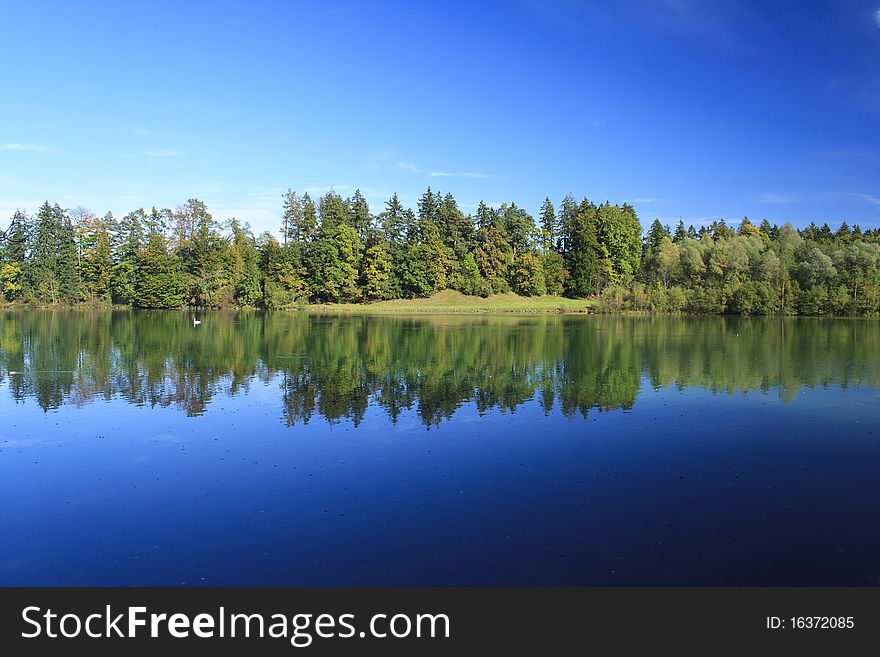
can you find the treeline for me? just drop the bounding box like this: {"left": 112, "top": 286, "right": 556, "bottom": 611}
{"left": 1, "top": 188, "right": 879, "bottom": 314}
{"left": 609, "top": 218, "right": 880, "bottom": 315}
{"left": 3, "top": 312, "right": 878, "bottom": 423}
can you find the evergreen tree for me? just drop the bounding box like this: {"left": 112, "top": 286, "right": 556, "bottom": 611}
{"left": 318, "top": 191, "right": 350, "bottom": 232}
{"left": 380, "top": 193, "right": 408, "bottom": 246}
{"left": 261, "top": 234, "right": 309, "bottom": 308}
{"left": 299, "top": 192, "right": 319, "bottom": 243}
{"left": 134, "top": 232, "right": 183, "bottom": 308}
{"left": 182, "top": 199, "right": 227, "bottom": 306}
{"left": 349, "top": 189, "right": 372, "bottom": 247}
{"left": 438, "top": 192, "right": 473, "bottom": 260}
{"left": 539, "top": 197, "right": 556, "bottom": 254}
{"left": 475, "top": 201, "right": 498, "bottom": 232}
{"left": 3, "top": 211, "right": 30, "bottom": 265}
{"left": 76, "top": 211, "right": 112, "bottom": 301}
{"left": 111, "top": 209, "right": 144, "bottom": 305}
{"left": 557, "top": 194, "right": 579, "bottom": 255}
{"left": 673, "top": 220, "right": 688, "bottom": 243}
{"left": 644, "top": 219, "right": 671, "bottom": 255}
{"left": 29, "top": 201, "right": 79, "bottom": 303}
{"left": 417, "top": 186, "right": 438, "bottom": 225}
{"left": 281, "top": 189, "right": 302, "bottom": 245}
{"left": 307, "top": 222, "right": 360, "bottom": 302}
{"left": 564, "top": 199, "right": 601, "bottom": 297}
{"left": 474, "top": 223, "right": 510, "bottom": 294}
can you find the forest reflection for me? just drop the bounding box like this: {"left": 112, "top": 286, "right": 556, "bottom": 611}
{"left": 1, "top": 310, "right": 878, "bottom": 426}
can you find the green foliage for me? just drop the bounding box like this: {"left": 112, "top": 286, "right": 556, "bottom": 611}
{"left": 474, "top": 223, "right": 511, "bottom": 295}
{"left": 5, "top": 188, "right": 880, "bottom": 316}
{"left": 75, "top": 211, "right": 112, "bottom": 302}
{"left": 511, "top": 251, "right": 546, "bottom": 296}
{"left": 28, "top": 202, "right": 80, "bottom": 303}
{"left": 563, "top": 200, "right": 601, "bottom": 297}
{"left": 307, "top": 223, "right": 360, "bottom": 302}
{"left": 456, "top": 252, "right": 483, "bottom": 296}
{"left": 134, "top": 233, "right": 183, "bottom": 308}
{"left": 542, "top": 251, "right": 568, "bottom": 296}
{"left": 401, "top": 219, "right": 455, "bottom": 297}
{"left": 360, "top": 243, "right": 392, "bottom": 300}
{"left": 261, "top": 236, "right": 309, "bottom": 308}
{"left": 0, "top": 262, "right": 23, "bottom": 300}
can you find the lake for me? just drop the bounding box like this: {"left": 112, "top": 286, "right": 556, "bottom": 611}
{"left": 1, "top": 310, "right": 878, "bottom": 585}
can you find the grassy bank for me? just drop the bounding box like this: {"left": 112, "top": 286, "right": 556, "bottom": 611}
{"left": 305, "top": 290, "right": 595, "bottom": 314}
{"left": 1, "top": 290, "right": 595, "bottom": 314}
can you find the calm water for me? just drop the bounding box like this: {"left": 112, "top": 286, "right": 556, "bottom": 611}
{"left": 1, "top": 310, "right": 879, "bottom": 586}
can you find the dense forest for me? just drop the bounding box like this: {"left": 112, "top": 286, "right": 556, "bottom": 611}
{"left": 1, "top": 188, "right": 879, "bottom": 315}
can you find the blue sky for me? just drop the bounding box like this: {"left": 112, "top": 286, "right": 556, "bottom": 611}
{"left": 2, "top": 0, "right": 879, "bottom": 234}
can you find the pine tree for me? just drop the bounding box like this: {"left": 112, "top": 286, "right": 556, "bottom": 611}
{"left": 539, "top": 198, "right": 556, "bottom": 254}
{"left": 673, "top": 220, "right": 688, "bottom": 243}
{"left": 564, "top": 199, "right": 601, "bottom": 297}
{"left": 380, "top": 193, "right": 407, "bottom": 246}
{"left": 349, "top": 189, "right": 372, "bottom": 247}
{"left": 281, "top": 189, "right": 302, "bottom": 245}
{"left": 557, "top": 194, "right": 579, "bottom": 255}
{"left": 645, "top": 219, "right": 671, "bottom": 255}
{"left": 417, "top": 186, "right": 438, "bottom": 225}
{"left": 134, "top": 232, "right": 183, "bottom": 308}
{"left": 299, "top": 193, "right": 319, "bottom": 243}
{"left": 111, "top": 209, "right": 144, "bottom": 305}
{"left": 318, "top": 191, "right": 350, "bottom": 232}
{"left": 30, "top": 201, "right": 79, "bottom": 303}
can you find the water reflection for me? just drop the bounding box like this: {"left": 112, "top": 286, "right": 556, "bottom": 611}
{"left": 1, "top": 310, "right": 878, "bottom": 425}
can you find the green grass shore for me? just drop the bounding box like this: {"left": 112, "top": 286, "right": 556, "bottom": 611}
{"left": 305, "top": 290, "right": 596, "bottom": 314}
{"left": 1, "top": 290, "right": 596, "bottom": 314}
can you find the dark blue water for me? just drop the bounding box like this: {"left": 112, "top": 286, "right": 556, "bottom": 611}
{"left": 1, "top": 311, "right": 878, "bottom": 585}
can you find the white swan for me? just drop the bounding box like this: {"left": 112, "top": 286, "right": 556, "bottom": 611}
{"left": 193, "top": 318, "right": 201, "bottom": 326}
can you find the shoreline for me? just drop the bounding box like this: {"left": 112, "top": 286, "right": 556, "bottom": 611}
{"left": 3, "top": 291, "right": 879, "bottom": 318}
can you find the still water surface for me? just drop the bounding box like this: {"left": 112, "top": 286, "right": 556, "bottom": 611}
{"left": 1, "top": 310, "right": 878, "bottom": 585}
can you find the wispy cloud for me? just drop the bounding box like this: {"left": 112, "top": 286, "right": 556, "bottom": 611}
{"left": 624, "top": 197, "right": 659, "bottom": 204}
{"left": 144, "top": 149, "right": 187, "bottom": 157}
{"left": 429, "top": 171, "right": 494, "bottom": 179}
{"left": 396, "top": 161, "right": 419, "bottom": 173}
{"left": 845, "top": 192, "right": 880, "bottom": 207}
{"left": 1, "top": 143, "right": 57, "bottom": 153}
{"left": 818, "top": 191, "right": 880, "bottom": 209}
{"left": 874, "top": 9, "right": 880, "bottom": 28}
{"left": 756, "top": 192, "right": 799, "bottom": 204}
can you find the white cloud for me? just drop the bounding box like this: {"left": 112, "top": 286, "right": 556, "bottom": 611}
{"left": 822, "top": 191, "right": 880, "bottom": 208}
{"left": 624, "top": 198, "right": 658, "bottom": 204}
{"left": 875, "top": 9, "right": 880, "bottom": 28}
{"left": 396, "top": 161, "right": 419, "bottom": 172}
{"left": 847, "top": 191, "right": 880, "bottom": 207}
{"left": 429, "top": 171, "right": 494, "bottom": 179}
{"left": 144, "top": 149, "right": 187, "bottom": 157}
{"left": 1, "top": 143, "right": 55, "bottom": 153}
{"left": 756, "top": 193, "right": 798, "bottom": 204}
